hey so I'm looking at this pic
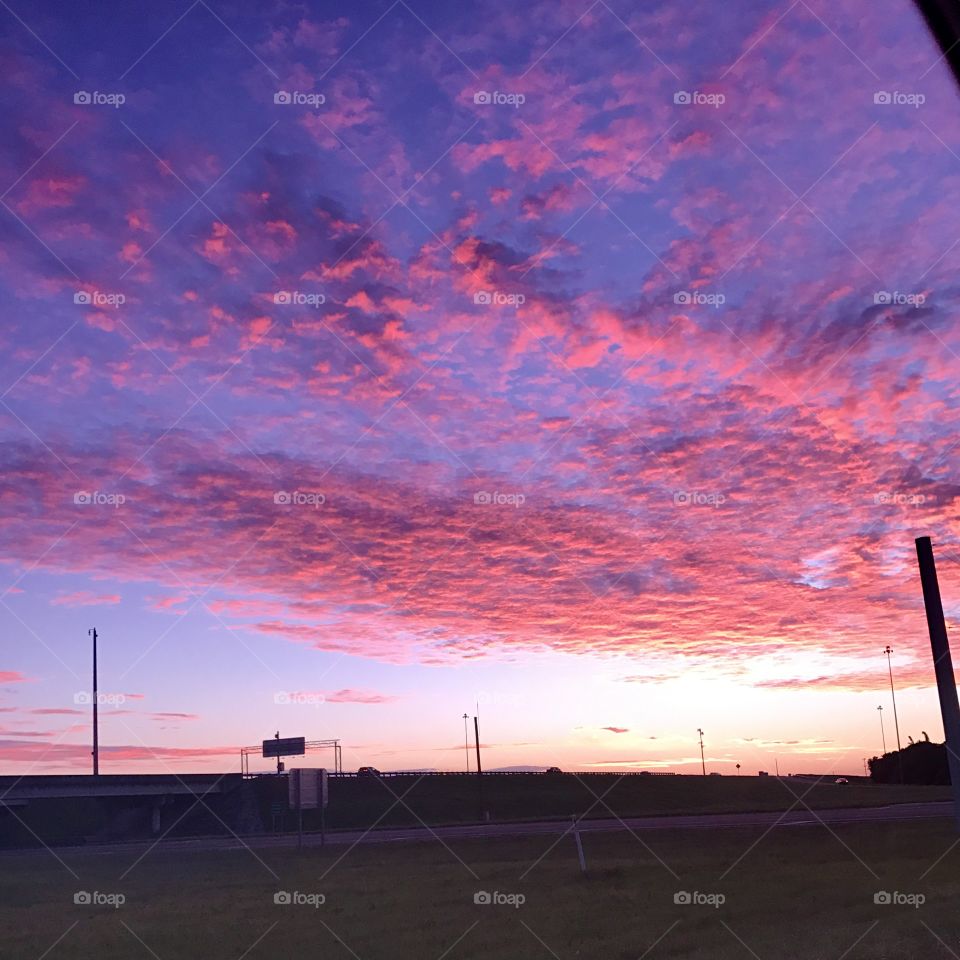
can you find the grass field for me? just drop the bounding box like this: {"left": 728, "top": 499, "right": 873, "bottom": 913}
{"left": 5, "top": 817, "right": 960, "bottom": 958}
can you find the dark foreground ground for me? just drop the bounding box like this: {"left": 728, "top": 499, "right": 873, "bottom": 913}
{"left": 1, "top": 771, "right": 951, "bottom": 849}
{"left": 1, "top": 771, "right": 952, "bottom": 849}
{"left": 313, "top": 773, "right": 951, "bottom": 829}
{"left": 3, "top": 817, "right": 960, "bottom": 958}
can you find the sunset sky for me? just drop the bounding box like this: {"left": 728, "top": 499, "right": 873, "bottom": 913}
{"left": 2, "top": 0, "right": 960, "bottom": 776}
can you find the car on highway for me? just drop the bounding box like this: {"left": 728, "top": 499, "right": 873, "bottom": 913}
{"left": 357, "top": 766, "right": 381, "bottom": 777}
{"left": 545, "top": 766, "right": 562, "bottom": 774}
{"left": 835, "top": 777, "right": 849, "bottom": 784}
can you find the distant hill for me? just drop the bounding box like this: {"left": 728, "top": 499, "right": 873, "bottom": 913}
{"left": 489, "top": 765, "right": 548, "bottom": 772}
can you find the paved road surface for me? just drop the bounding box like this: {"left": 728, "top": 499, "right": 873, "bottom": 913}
{"left": 4, "top": 801, "right": 952, "bottom": 858}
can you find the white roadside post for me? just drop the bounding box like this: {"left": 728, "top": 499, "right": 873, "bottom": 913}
{"left": 572, "top": 815, "right": 587, "bottom": 874}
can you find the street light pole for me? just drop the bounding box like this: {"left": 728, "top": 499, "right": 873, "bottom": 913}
{"left": 89, "top": 627, "right": 99, "bottom": 776}
{"left": 884, "top": 645, "right": 904, "bottom": 782}
{"left": 698, "top": 728, "right": 706, "bottom": 776}
{"left": 877, "top": 705, "right": 887, "bottom": 754}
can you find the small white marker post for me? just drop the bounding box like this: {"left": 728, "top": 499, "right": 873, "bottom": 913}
{"left": 572, "top": 815, "right": 587, "bottom": 874}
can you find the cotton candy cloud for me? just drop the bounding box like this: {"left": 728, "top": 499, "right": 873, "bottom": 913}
{"left": 0, "top": 672, "right": 34, "bottom": 698}
{"left": 0, "top": 740, "right": 236, "bottom": 766}
{"left": 0, "top": 0, "right": 959, "bottom": 778}
{"left": 322, "top": 689, "right": 398, "bottom": 704}
{"left": 51, "top": 591, "right": 121, "bottom": 607}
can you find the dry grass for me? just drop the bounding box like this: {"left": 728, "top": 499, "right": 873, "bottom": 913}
{"left": 4, "top": 817, "right": 960, "bottom": 958}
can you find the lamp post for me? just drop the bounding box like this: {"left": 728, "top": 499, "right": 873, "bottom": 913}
{"left": 89, "top": 627, "right": 99, "bottom": 776}
{"left": 698, "top": 728, "right": 706, "bottom": 776}
{"left": 877, "top": 705, "right": 887, "bottom": 754}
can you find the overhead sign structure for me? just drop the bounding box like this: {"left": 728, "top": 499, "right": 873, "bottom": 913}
{"left": 240, "top": 739, "right": 341, "bottom": 777}
{"left": 263, "top": 736, "right": 306, "bottom": 758}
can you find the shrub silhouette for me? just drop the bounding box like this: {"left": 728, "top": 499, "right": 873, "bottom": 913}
{"left": 869, "top": 738, "right": 949, "bottom": 784}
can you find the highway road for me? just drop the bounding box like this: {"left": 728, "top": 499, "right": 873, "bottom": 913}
{"left": 4, "top": 800, "right": 952, "bottom": 858}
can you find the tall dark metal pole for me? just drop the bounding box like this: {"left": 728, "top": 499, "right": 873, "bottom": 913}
{"left": 698, "top": 728, "right": 705, "bottom": 776}
{"left": 473, "top": 716, "right": 482, "bottom": 775}
{"left": 89, "top": 628, "right": 99, "bottom": 776}
{"left": 473, "top": 715, "right": 484, "bottom": 820}
{"left": 883, "top": 645, "right": 903, "bottom": 783}
{"left": 914, "top": 1, "right": 960, "bottom": 88}
{"left": 915, "top": 536, "right": 960, "bottom": 830}
{"left": 877, "top": 705, "right": 887, "bottom": 754}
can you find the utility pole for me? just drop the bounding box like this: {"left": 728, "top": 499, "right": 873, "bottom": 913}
{"left": 884, "top": 645, "right": 903, "bottom": 782}
{"left": 473, "top": 715, "right": 484, "bottom": 820}
{"left": 89, "top": 628, "right": 99, "bottom": 776}
{"left": 697, "top": 728, "right": 705, "bottom": 776}
{"left": 877, "top": 705, "right": 887, "bottom": 754}
{"left": 915, "top": 536, "right": 960, "bottom": 831}
{"left": 462, "top": 713, "right": 470, "bottom": 772}
{"left": 473, "top": 716, "right": 482, "bottom": 775}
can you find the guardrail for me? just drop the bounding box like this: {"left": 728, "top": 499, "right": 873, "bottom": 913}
{"left": 248, "top": 770, "right": 682, "bottom": 778}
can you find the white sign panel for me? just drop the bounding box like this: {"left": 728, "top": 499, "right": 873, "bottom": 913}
{"left": 289, "top": 768, "right": 328, "bottom": 810}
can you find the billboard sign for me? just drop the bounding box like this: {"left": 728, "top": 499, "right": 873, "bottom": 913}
{"left": 263, "top": 736, "right": 305, "bottom": 758}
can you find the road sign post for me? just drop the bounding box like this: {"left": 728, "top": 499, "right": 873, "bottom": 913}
{"left": 288, "top": 768, "right": 329, "bottom": 850}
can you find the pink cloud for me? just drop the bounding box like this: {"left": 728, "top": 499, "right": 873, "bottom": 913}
{"left": 0, "top": 671, "right": 30, "bottom": 684}
{"left": 0, "top": 0, "right": 958, "bottom": 783}
{"left": 0, "top": 740, "right": 237, "bottom": 766}
{"left": 149, "top": 595, "right": 190, "bottom": 614}
{"left": 51, "top": 591, "right": 121, "bottom": 607}
{"left": 322, "top": 689, "right": 399, "bottom": 705}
